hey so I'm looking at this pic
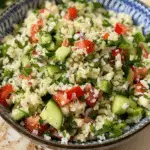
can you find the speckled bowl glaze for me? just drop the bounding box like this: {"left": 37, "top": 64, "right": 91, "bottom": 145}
{"left": 0, "top": 0, "right": 150, "bottom": 149}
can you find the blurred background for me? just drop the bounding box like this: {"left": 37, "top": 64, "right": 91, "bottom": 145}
{"left": 0, "top": 0, "right": 15, "bottom": 13}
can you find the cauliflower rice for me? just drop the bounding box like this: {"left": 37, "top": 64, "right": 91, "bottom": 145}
{"left": 0, "top": 0, "right": 150, "bottom": 144}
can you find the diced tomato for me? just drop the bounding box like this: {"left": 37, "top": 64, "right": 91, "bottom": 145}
{"left": 139, "top": 43, "right": 149, "bottom": 59}
{"left": 135, "top": 82, "right": 146, "bottom": 94}
{"left": 74, "top": 40, "right": 95, "bottom": 54}
{"left": 66, "top": 86, "right": 84, "bottom": 101}
{"left": 31, "top": 24, "right": 39, "bottom": 34}
{"left": 67, "top": 7, "right": 78, "bottom": 20}
{"left": 30, "top": 19, "right": 44, "bottom": 44}
{"left": 62, "top": 39, "right": 70, "bottom": 47}
{"left": 115, "top": 23, "right": 128, "bottom": 35}
{"left": 103, "top": 33, "right": 110, "bottom": 40}
{"left": 19, "top": 74, "right": 31, "bottom": 80}
{"left": 64, "top": 13, "right": 70, "bottom": 20}
{"left": 84, "top": 84, "right": 102, "bottom": 108}
{"left": 0, "top": 84, "right": 13, "bottom": 107}
{"left": 32, "top": 50, "right": 38, "bottom": 55}
{"left": 112, "top": 48, "right": 122, "bottom": 57}
{"left": 39, "top": 9, "right": 46, "bottom": 14}
{"left": 53, "top": 91, "right": 70, "bottom": 107}
{"left": 30, "top": 34, "right": 38, "bottom": 43}
{"left": 24, "top": 116, "right": 49, "bottom": 135}
{"left": 132, "top": 66, "right": 148, "bottom": 82}
{"left": 53, "top": 86, "right": 84, "bottom": 107}
{"left": 37, "top": 19, "right": 44, "bottom": 28}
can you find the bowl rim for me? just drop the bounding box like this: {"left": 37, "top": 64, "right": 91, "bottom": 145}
{"left": 1, "top": 104, "right": 150, "bottom": 149}
{"left": 0, "top": 0, "right": 150, "bottom": 149}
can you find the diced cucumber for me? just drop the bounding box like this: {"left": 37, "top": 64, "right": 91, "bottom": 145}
{"left": 55, "top": 46, "right": 71, "bottom": 62}
{"left": 127, "top": 107, "right": 144, "bottom": 117}
{"left": 87, "top": 2, "right": 94, "bottom": 12}
{"left": 47, "top": 65, "right": 60, "bottom": 76}
{"left": 12, "top": 108, "right": 29, "bottom": 121}
{"left": 54, "top": 22, "right": 63, "bottom": 31}
{"left": 97, "top": 80, "right": 112, "bottom": 93}
{"left": 127, "top": 68, "right": 134, "bottom": 84}
{"left": 47, "top": 42, "right": 56, "bottom": 51}
{"left": 39, "top": 32, "right": 52, "bottom": 45}
{"left": 40, "top": 100, "right": 63, "bottom": 129}
{"left": 133, "top": 32, "right": 145, "bottom": 43}
{"left": 112, "top": 95, "right": 137, "bottom": 115}
{"left": 54, "top": 34, "right": 63, "bottom": 47}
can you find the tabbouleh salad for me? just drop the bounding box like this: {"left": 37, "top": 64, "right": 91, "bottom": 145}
{"left": 0, "top": 0, "right": 150, "bottom": 143}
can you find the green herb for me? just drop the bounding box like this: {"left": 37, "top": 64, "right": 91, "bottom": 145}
{"left": 2, "top": 69, "right": 13, "bottom": 79}
{"left": 15, "top": 39, "right": 25, "bottom": 49}
{"left": 93, "top": 2, "right": 104, "bottom": 9}
{"left": 89, "top": 110, "right": 98, "bottom": 119}
{"left": 90, "top": 124, "right": 95, "bottom": 133}
{"left": 21, "top": 67, "right": 32, "bottom": 77}
{"left": 64, "top": 115, "right": 78, "bottom": 135}
{"left": 133, "top": 32, "right": 145, "bottom": 43}
{"left": 102, "top": 11, "right": 110, "bottom": 18}
{"left": 95, "top": 120, "right": 126, "bottom": 138}
{"left": 145, "top": 33, "right": 150, "bottom": 42}
{"left": 33, "top": 9, "right": 39, "bottom": 15}
{"left": 102, "top": 20, "right": 112, "bottom": 27}
{"left": 39, "top": 118, "right": 44, "bottom": 124}
{"left": 0, "top": 44, "right": 10, "bottom": 56}
{"left": 46, "top": 51, "right": 55, "bottom": 57}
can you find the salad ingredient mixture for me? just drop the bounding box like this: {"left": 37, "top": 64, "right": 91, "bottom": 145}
{"left": 0, "top": 0, "right": 150, "bottom": 143}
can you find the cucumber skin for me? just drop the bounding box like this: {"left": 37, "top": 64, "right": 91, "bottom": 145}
{"left": 47, "top": 65, "right": 60, "bottom": 76}
{"left": 127, "top": 68, "right": 134, "bottom": 84}
{"left": 12, "top": 108, "right": 28, "bottom": 121}
{"left": 98, "top": 80, "right": 112, "bottom": 93}
{"left": 40, "top": 100, "right": 63, "bottom": 129}
{"left": 112, "top": 95, "right": 137, "bottom": 115}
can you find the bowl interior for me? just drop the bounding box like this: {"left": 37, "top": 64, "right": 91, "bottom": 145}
{"left": 0, "top": 0, "right": 150, "bottom": 149}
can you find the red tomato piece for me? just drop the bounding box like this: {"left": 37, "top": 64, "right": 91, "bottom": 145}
{"left": 112, "top": 48, "right": 122, "bottom": 57}
{"left": 0, "top": 84, "right": 13, "bottom": 107}
{"left": 62, "top": 39, "right": 70, "bottom": 47}
{"left": 24, "top": 116, "right": 49, "bottom": 135}
{"left": 19, "top": 74, "right": 31, "bottom": 80}
{"left": 39, "top": 9, "right": 46, "bottom": 14}
{"left": 30, "top": 34, "right": 38, "bottom": 43}
{"left": 115, "top": 23, "right": 128, "bottom": 35}
{"left": 31, "top": 24, "right": 39, "bottom": 35}
{"left": 37, "top": 19, "right": 44, "bottom": 28}
{"left": 84, "top": 84, "right": 102, "bottom": 108}
{"left": 103, "top": 33, "right": 110, "bottom": 40}
{"left": 139, "top": 43, "right": 149, "bottom": 59}
{"left": 67, "top": 7, "right": 78, "bottom": 20}
{"left": 66, "top": 86, "right": 84, "bottom": 101}
{"left": 135, "top": 82, "right": 146, "bottom": 94}
{"left": 53, "top": 91, "right": 70, "bottom": 107}
{"left": 132, "top": 67, "right": 148, "bottom": 82}
{"left": 32, "top": 50, "right": 38, "bottom": 55}
{"left": 53, "top": 86, "right": 84, "bottom": 107}
{"left": 74, "top": 40, "right": 95, "bottom": 54}
{"left": 64, "top": 13, "right": 70, "bottom": 20}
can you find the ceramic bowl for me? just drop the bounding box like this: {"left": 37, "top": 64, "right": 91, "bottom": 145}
{"left": 0, "top": 0, "right": 150, "bottom": 149}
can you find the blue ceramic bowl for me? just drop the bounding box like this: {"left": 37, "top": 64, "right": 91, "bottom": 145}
{"left": 0, "top": 0, "right": 150, "bottom": 149}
